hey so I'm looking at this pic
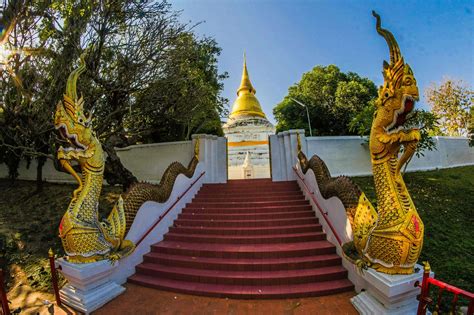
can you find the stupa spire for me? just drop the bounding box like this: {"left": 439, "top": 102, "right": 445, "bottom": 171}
{"left": 237, "top": 52, "right": 256, "bottom": 96}
{"left": 229, "top": 53, "right": 266, "bottom": 119}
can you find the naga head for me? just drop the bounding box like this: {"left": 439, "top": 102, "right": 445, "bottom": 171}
{"left": 54, "top": 53, "right": 95, "bottom": 156}
{"left": 372, "top": 11, "right": 419, "bottom": 135}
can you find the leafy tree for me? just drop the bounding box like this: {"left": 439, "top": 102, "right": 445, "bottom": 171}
{"left": 425, "top": 79, "right": 473, "bottom": 137}
{"left": 0, "top": 0, "right": 53, "bottom": 189}
{"left": 273, "top": 65, "right": 377, "bottom": 136}
{"left": 0, "top": 0, "right": 227, "bottom": 189}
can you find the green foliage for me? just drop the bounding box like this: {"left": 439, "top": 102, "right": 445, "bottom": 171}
{"left": 0, "top": 0, "right": 227, "bottom": 186}
{"left": 273, "top": 65, "right": 377, "bottom": 136}
{"left": 425, "top": 79, "right": 473, "bottom": 137}
{"left": 126, "top": 33, "right": 227, "bottom": 142}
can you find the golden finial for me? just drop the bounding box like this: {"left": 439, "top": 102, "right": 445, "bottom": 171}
{"left": 48, "top": 248, "right": 54, "bottom": 258}
{"left": 237, "top": 52, "right": 256, "bottom": 96}
{"left": 422, "top": 261, "right": 431, "bottom": 273}
{"left": 229, "top": 53, "right": 266, "bottom": 119}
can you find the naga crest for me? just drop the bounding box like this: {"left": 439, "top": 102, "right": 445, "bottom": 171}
{"left": 54, "top": 54, "right": 98, "bottom": 165}
{"left": 370, "top": 11, "right": 420, "bottom": 163}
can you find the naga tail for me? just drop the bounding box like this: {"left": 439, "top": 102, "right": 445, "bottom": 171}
{"left": 298, "top": 149, "right": 362, "bottom": 227}
{"left": 106, "top": 139, "right": 201, "bottom": 237}
{"left": 296, "top": 136, "right": 377, "bottom": 258}
{"left": 122, "top": 155, "right": 199, "bottom": 234}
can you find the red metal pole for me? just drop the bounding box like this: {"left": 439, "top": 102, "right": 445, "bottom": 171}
{"left": 417, "top": 262, "right": 431, "bottom": 315}
{"left": 48, "top": 249, "right": 62, "bottom": 307}
{"left": 0, "top": 269, "right": 10, "bottom": 315}
{"left": 467, "top": 299, "right": 473, "bottom": 315}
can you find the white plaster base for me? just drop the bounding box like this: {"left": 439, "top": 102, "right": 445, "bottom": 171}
{"left": 57, "top": 258, "right": 124, "bottom": 314}
{"left": 60, "top": 282, "right": 124, "bottom": 315}
{"left": 351, "top": 264, "right": 430, "bottom": 315}
{"left": 351, "top": 291, "right": 419, "bottom": 315}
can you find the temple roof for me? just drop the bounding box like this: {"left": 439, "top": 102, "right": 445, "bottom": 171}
{"left": 229, "top": 55, "right": 266, "bottom": 119}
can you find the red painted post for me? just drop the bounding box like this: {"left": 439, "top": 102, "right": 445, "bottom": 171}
{"left": 48, "top": 249, "right": 62, "bottom": 307}
{"left": 417, "top": 262, "right": 431, "bottom": 315}
{"left": 0, "top": 269, "right": 10, "bottom": 315}
{"left": 467, "top": 299, "right": 473, "bottom": 315}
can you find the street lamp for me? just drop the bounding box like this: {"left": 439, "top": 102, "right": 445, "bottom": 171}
{"left": 291, "top": 98, "right": 313, "bottom": 137}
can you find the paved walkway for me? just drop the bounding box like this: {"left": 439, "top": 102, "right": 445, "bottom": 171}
{"left": 93, "top": 284, "right": 358, "bottom": 315}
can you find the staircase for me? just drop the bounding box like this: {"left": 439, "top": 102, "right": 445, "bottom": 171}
{"left": 128, "top": 179, "right": 353, "bottom": 299}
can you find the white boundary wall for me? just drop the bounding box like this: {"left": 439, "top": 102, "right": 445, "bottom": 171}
{"left": 0, "top": 136, "right": 227, "bottom": 184}
{"left": 271, "top": 130, "right": 474, "bottom": 181}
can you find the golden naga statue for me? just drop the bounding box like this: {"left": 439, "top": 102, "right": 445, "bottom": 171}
{"left": 54, "top": 55, "right": 199, "bottom": 263}
{"left": 297, "top": 11, "right": 423, "bottom": 274}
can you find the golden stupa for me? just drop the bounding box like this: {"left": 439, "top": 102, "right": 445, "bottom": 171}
{"left": 223, "top": 54, "right": 275, "bottom": 179}
{"left": 229, "top": 55, "right": 266, "bottom": 119}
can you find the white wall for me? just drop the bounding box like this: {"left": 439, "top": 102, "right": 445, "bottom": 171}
{"left": 271, "top": 131, "right": 474, "bottom": 181}
{"left": 0, "top": 135, "right": 228, "bottom": 184}
{"left": 115, "top": 141, "right": 194, "bottom": 183}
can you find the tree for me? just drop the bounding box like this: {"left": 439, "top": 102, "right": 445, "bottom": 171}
{"left": 425, "top": 79, "right": 473, "bottom": 137}
{"left": 273, "top": 65, "right": 377, "bottom": 136}
{"left": 0, "top": 0, "right": 53, "bottom": 189}
{"left": 0, "top": 0, "right": 227, "bottom": 189}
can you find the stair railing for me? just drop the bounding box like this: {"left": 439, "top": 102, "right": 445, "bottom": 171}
{"left": 48, "top": 249, "right": 62, "bottom": 307}
{"left": 416, "top": 262, "right": 473, "bottom": 315}
{"left": 0, "top": 269, "right": 10, "bottom": 315}
{"left": 135, "top": 171, "right": 205, "bottom": 247}
{"left": 293, "top": 166, "right": 343, "bottom": 246}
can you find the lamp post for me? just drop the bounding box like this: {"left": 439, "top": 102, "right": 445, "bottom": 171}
{"left": 291, "top": 98, "right": 313, "bottom": 137}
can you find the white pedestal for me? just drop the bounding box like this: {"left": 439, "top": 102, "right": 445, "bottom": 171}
{"left": 57, "top": 258, "right": 125, "bottom": 314}
{"left": 351, "top": 264, "right": 431, "bottom": 315}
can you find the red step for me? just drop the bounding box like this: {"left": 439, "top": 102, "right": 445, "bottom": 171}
{"left": 198, "top": 186, "right": 300, "bottom": 193}
{"left": 143, "top": 253, "right": 341, "bottom": 271}
{"left": 177, "top": 210, "right": 314, "bottom": 221}
{"left": 164, "top": 231, "right": 326, "bottom": 244}
{"left": 188, "top": 199, "right": 309, "bottom": 208}
{"left": 135, "top": 263, "right": 347, "bottom": 285}
{"left": 128, "top": 180, "right": 353, "bottom": 298}
{"left": 151, "top": 241, "right": 336, "bottom": 259}
{"left": 173, "top": 217, "right": 319, "bottom": 227}
{"left": 193, "top": 194, "right": 305, "bottom": 202}
{"left": 182, "top": 204, "right": 312, "bottom": 214}
{"left": 168, "top": 223, "right": 323, "bottom": 236}
{"left": 196, "top": 191, "right": 302, "bottom": 198}
{"left": 128, "top": 275, "right": 354, "bottom": 299}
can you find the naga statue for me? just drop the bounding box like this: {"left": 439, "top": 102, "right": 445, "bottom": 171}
{"left": 297, "top": 11, "right": 423, "bottom": 274}
{"left": 54, "top": 55, "right": 199, "bottom": 263}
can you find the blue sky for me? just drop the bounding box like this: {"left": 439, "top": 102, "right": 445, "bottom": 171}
{"left": 172, "top": 0, "right": 473, "bottom": 124}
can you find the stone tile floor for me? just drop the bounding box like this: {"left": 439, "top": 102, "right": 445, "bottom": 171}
{"left": 91, "top": 283, "right": 358, "bottom": 315}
